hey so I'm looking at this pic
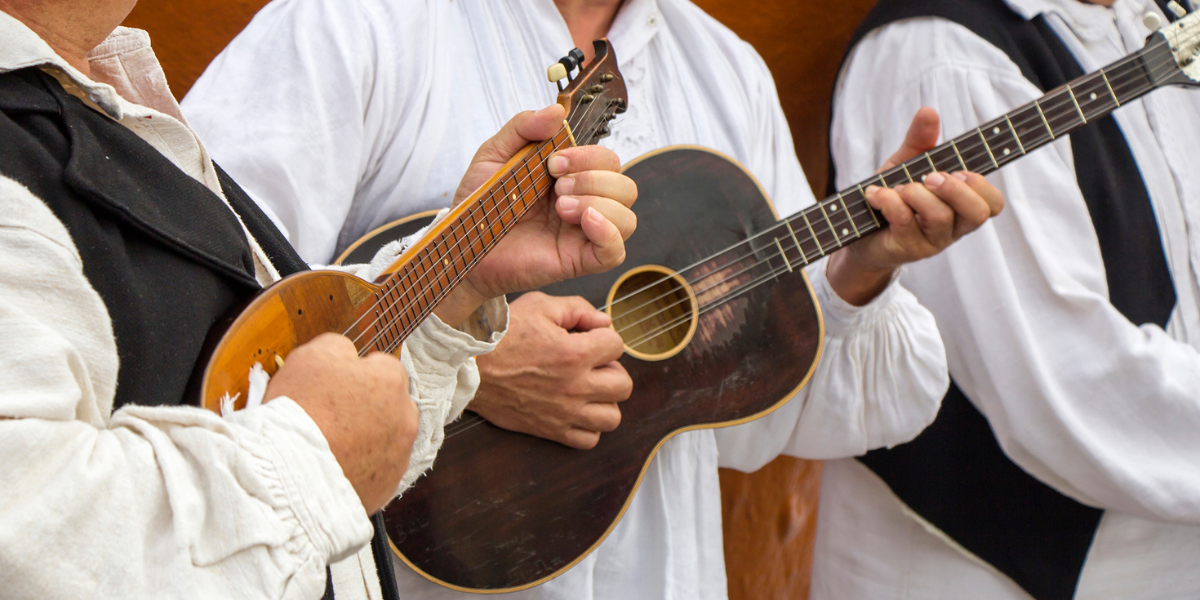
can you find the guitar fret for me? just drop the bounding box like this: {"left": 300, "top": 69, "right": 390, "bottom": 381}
{"left": 1100, "top": 68, "right": 1121, "bottom": 106}
{"left": 1004, "top": 115, "right": 1026, "bottom": 154}
{"left": 783, "top": 219, "right": 805, "bottom": 261}
{"left": 817, "top": 202, "right": 842, "bottom": 247}
{"left": 924, "top": 152, "right": 938, "bottom": 173}
{"left": 858, "top": 184, "right": 881, "bottom": 228}
{"left": 977, "top": 127, "right": 999, "bottom": 169}
{"left": 949, "top": 139, "right": 968, "bottom": 171}
{"left": 1066, "top": 84, "right": 1087, "bottom": 124}
{"left": 799, "top": 211, "right": 824, "bottom": 257}
{"left": 900, "top": 161, "right": 914, "bottom": 183}
{"left": 1034, "top": 99, "right": 1054, "bottom": 139}
{"left": 837, "top": 194, "right": 861, "bottom": 238}
{"left": 774, "top": 238, "right": 794, "bottom": 273}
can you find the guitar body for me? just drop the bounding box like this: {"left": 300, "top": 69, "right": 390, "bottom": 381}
{"left": 383, "top": 147, "right": 824, "bottom": 591}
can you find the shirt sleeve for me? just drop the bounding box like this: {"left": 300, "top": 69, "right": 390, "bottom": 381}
{"left": 181, "top": 0, "right": 429, "bottom": 264}
{"left": 713, "top": 45, "right": 949, "bottom": 471}
{"left": 0, "top": 176, "right": 372, "bottom": 599}
{"left": 831, "top": 18, "right": 1200, "bottom": 524}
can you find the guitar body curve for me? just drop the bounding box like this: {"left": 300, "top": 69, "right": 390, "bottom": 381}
{"left": 384, "top": 146, "right": 824, "bottom": 592}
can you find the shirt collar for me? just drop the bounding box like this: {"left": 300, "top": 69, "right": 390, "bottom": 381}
{"left": 0, "top": 11, "right": 158, "bottom": 120}
{"left": 1004, "top": 0, "right": 1126, "bottom": 41}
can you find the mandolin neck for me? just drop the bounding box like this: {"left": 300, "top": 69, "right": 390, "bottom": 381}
{"left": 771, "top": 36, "right": 1176, "bottom": 267}
{"left": 361, "top": 124, "right": 577, "bottom": 353}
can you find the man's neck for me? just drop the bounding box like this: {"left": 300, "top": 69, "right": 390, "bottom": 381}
{"left": 554, "top": 0, "right": 625, "bottom": 63}
{"left": 0, "top": 0, "right": 136, "bottom": 77}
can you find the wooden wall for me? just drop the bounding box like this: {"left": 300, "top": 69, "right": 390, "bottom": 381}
{"left": 122, "top": 1, "right": 878, "bottom": 598}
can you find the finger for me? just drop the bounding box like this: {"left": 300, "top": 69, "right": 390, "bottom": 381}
{"left": 575, "top": 402, "right": 623, "bottom": 433}
{"left": 557, "top": 196, "right": 637, "bottom": 240}
{"left": 475, "top": 104, "right": 567, "bottom": 165}
{"left": 562, "top": 428, "right": 602, "bottom": 450}
{"left": 897, "top": 177, "right": 957, "bottom": 248}
{"left": 588, "top": 361, "right": 633, "bottom": 403}
{"left": 547, "top": 144, "right": 622, "bottom": 178}
{"left": 578, "top": 206, "right": 627, "bottom": 272}
{"left": 880, "top": 107, "right": 940, "bottom": 170}
{"left": 555, "top": 170, "right": 637, "bottom": 209}
{"left": 547, "top": 295, "right": 611, "bottom": 331}
{"left": 572, "top": 326, "right": 626, "bottom": 365}
{"left": 959, "top": 171, "right": 1005, "bottom": 217}
{"left": 308, "top": 332, "right": 359, "bottom": 358}
{"left": 923, "top": 171, "right": 993, "bottom": 239}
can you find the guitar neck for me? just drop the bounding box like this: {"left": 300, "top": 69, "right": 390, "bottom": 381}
{"left": 363, "top": 125, "right": 576, "bottom": 352}
{"left": 774, "top": 35, "right": 1176, "bottom": 267}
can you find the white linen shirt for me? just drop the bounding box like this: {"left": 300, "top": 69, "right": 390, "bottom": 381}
{"left": 0, "top": 13, "right": 504, "bottom": 600}
{"left": 183, "top": 0, "right": 949, "bottom": 598}
{"left": 825, "top": 0, "right": 1200, "bottom": 598}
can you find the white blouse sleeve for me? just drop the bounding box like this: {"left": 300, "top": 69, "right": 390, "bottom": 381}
{"left": 831, "top": 18, "right": 1200, "bottom": 524}
{"left": 182, "top": 0, "right": 429, "bottom": 264}
{"left": 0, "top": 177, "right": 371, "bottom": 600}
{"left": 714, "top": 47, "right": 948, "bottom": 471}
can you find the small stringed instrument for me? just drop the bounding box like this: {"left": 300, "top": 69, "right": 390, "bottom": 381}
{"left": 346, "top": 12, "right": 1200, "bottom": 593}
{"left": 191, "top": 41, "right": 627, "bottom": 412}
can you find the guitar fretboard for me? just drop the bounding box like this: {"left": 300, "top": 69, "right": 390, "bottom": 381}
{"left": 766, "top": 34, "right": 1176, "bottom": 271}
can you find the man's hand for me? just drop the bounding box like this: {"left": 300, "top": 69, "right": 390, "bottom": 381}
{"left": 434, "top": 104, "right": 637, "bottom": 327}
{"left": 263, "top": 333, "right": 419, "bottom": 514}
{"left": 827, "top": 107, "right": 1005, "bottom": 305}
{"left": 471, "top": 292, "right": 632, "bottom": 450}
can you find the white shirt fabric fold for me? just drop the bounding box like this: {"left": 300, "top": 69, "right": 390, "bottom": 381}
{"left": 0, "top": 13, "right": 500, "bottom": 600}
{"left": 824, "top": 0, "right": 1200, "bottom": 598}
{"left": 184, "top": 0, "right": 949, "bottom": 597}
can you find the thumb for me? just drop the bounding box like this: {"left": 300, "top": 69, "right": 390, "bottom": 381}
{"left": 551, "top": 296, "right": 612, "bottom": 332}
{"left": 475, "top": 104, "right": 567, "bottom": 165}
{"left": 880, "top": 107, "right": 940, "bottom": 171}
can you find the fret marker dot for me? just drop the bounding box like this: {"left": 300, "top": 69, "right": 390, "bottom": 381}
{"left": 1090, "top": 92, "right": 1098, "bottom": 101}
{"left": 443, "top": 258, "right": 449, "bottom": 266}
{"left": 841, "top": 228, "right": 850, "bottom": 236}
{"left": 921, "top": 174, "right": 928, "bottom": 182}
{"left": 830, "top": 204, "right": 838, "bottom": 211}
{"left": 993, "top": 126, "right": 1001, "bottom": 135}
{"left": 1003, "top": 148, "right": 1011, "bottom": 156}
{"left": 511, "top": 194, "right": 517, "bottom": 202}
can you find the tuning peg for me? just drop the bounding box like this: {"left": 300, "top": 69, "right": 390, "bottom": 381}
{"left": 1144, "top": 11, "right": 1163, "bottom": 29}
{"left": 547, "top": 63, "right": 568, "bottom": 83}
{"left": 567, "top": 48, "right": 585, "bottom": 68}
{"left": 1167, "top": 0, "right": 1187, "bottom": 17}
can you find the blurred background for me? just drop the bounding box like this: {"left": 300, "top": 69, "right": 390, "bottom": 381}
{"left": 123, "top": 2, "right": 877, "bottom": 597}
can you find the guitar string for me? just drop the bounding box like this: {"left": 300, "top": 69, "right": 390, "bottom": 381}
{"left": 610, "top": 44, "right": 1188, "bottom": 349}
{"left": 596, "top": 33, "right": 1178, "bottom": 316}
{"left": 444, "top": 35, "right": 1193, "bottom": 437}
{"left": 352, "top": 93, "right": 620, "bottom": 355}
{"left": 596, "top": 38, "right": 1183, "bottom": 332}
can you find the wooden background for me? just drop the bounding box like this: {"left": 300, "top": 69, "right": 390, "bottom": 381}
{"left": 122, "top": 1, "right": 878, "bottom": 597}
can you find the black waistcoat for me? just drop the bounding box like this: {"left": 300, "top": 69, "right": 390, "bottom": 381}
{"left": 828, "top": 1, "right": 1178, "bottom": 599}
{"left": 0, "top": 68, "right": 403, "bottom": 600}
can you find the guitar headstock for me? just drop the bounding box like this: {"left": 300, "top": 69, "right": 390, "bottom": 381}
{"left": 1152, "top": 5, "right": 1200, "bottom": 86}
{"left": 549, "top": 39, "right": 628, "bottom": 145}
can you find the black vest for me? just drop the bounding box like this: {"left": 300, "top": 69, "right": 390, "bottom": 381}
{"left": 829, "top": 2, "right": 1178, "bottom": 599}
{"left": 0, "top": 68, "right": 400, "bottom": 600}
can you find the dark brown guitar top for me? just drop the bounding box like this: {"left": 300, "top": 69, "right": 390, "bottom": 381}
{"left": 381, "top": 147, "right": 823, "bottom": 592}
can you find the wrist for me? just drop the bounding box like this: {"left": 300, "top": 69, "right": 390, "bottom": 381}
{"left": 433, "top": 281, "right": 490, "bottom": 329}
{"left": 826, "top": 248, "right": 896, "bottom": 306}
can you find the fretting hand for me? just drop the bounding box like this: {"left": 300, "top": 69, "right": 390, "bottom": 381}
{"left": 826, "top": 107, "right": 1005, "bottom": 305}
{"left": 434, "top": 104, "right": 637, "bottom": 327}
{"left": 471, "top": 292, "right": 632, "bottom": 450}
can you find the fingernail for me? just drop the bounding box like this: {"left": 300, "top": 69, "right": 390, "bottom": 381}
{"left": 548, "top": 155, "right": 568, "bottom": 176}
{"left": 865, "top": 184, "right": 882, "bottom": 197}
{"left": 925, "top": 171, "right": 946, "bottom": 188}
{"left": 585, "top": 206, "right": 603, "bottom": 224}
{"left": 556, "top": 176, "right": 575, "bottom": 196}
{"left": 952, "top": 172, "right": 968, "bottom": 181}
{"left": 558, "top": 196, "right": 579, "bottom": 212}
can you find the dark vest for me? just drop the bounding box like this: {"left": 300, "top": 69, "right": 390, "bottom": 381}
{"left": 829, "top": 2, "right": 1178, "bottom": 599}
{"left": 0, "top": 68, "right": 399, "bottom": 600}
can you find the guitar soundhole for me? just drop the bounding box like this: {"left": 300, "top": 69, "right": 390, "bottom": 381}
{"left": 606, "top": 265, "right": 698, "bottom": 361}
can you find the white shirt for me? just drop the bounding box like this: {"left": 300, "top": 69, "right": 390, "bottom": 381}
{"left": 826, "top": 0, "right": 1200, "bottom": 598}
{"left": 183, "top": 0, "right": 950, "bottom": 598}
{"left": 0, "top": 13, "right": 503, "bottom": 600}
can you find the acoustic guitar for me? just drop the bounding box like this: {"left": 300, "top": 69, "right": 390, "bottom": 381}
{"left": 191, "top": 42, "right": 627, "bottom": 419}
{"left": 343, "top": 12, "right": 1200, "bottom": 593}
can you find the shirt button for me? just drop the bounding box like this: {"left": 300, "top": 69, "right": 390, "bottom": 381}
{"left": 648, "top": 14, "right": 658, "bottom": 26}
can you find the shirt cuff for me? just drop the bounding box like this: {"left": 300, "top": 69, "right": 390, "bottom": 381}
{"left": 225, "top": 398, "right": 373, "bottom": 564}
{"left": 810, "top": 257, "right": 906, "bottom": 339}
